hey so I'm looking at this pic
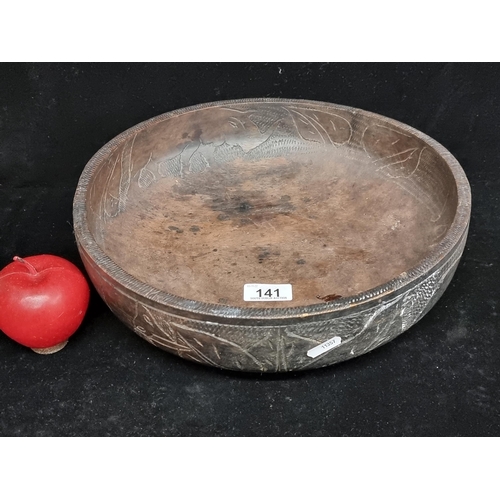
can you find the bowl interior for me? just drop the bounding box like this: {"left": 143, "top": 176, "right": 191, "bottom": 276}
{"left": 84, "top": 101, "right": 459, "bottom": 309}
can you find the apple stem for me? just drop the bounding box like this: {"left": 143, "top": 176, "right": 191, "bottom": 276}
{"left": 13, "top": 256, "right": 38, "bottom": 276}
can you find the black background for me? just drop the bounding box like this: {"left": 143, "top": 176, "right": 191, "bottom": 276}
{"left": 0, "top": 63, "right": 498, "bottom": 436}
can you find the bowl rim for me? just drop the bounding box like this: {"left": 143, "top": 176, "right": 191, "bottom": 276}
{"left": 73, "top": 98, "right": 471, "bottom": 322}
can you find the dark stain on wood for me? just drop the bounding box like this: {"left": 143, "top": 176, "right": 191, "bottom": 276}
{"left": 316, "top": 293, "right": 343, "bottom": 302}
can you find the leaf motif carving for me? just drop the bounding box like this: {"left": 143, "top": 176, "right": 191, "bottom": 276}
{"left": 138, "top": 167, "right": 156, "bottom": 188}
{"left": 101, "top": 155, "right": 121, "bottom": 219}
{"left": 118, "top": 134, "right": 137, "bottom": 213}
{"left": 289, "top": 107, "right": 353, "bottom": 145}
{"left": 213, "top": 141, "right": 245, "bottom": 163}
{"left": 188, "top": 151, "right": 210, "bottom": 174}
{"left": 247, "top": 107, "right": 289, "bottom": 133}
{"left": 158, "top": 152, "right": 183, "bottom": 178}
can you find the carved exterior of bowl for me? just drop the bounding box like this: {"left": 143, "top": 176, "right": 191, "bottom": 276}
{"left": 73, "top": 99, "right": 471, "bottom": 372}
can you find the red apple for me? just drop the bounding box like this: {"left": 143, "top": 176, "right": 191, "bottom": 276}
{"left": 0, "top": 255, "right": 90, "bottom": 354}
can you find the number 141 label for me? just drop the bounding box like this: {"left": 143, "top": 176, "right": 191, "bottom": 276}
{"left": 243, "top": 284, "right": 293, "bottom": 301}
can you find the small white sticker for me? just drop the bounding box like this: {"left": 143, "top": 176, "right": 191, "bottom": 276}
{"left": 307, "top": 336, "right": 342, "bottom": 358}
{"left": 243, "top": 283, "right": 293, "bottom": 301}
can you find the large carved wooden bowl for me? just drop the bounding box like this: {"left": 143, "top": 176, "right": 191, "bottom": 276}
{"left": 73, "top": 99, "right": 471, "bottom": 372}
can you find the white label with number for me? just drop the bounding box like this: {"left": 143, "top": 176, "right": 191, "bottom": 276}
{"left": 307, "top": 336, "right": 342, "bottom": 358}
{"left": 243, "top": 284, "right": 293, "bottom": 301}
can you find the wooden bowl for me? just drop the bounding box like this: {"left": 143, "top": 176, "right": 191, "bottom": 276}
{"left": 73, "top": 99, "right": 471, "bottom": 372}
